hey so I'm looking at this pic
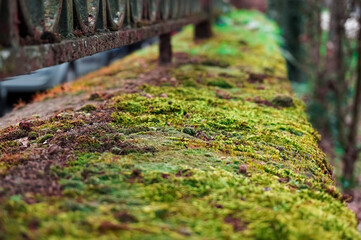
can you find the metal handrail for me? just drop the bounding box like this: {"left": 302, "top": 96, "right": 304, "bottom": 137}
{"left": 0, "top": 0, "right": 229, "bottom": 79}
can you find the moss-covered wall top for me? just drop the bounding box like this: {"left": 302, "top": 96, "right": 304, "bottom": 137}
{"left": 0, "top": 10, "right": 360, "bottom": 239}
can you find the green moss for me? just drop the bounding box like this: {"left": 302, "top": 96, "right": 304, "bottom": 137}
{"left": 28, "top": 131, "right": 39, "bottom": 140}
{"left": 0, "top": 141, "right": 21, "bottom": 156}
{"left": 207, "top": 78, "right": 234, "bottom": 88}
{"left": 201, "top": 59, "right": 230, "bottom": 68}
{"left": 183, "top": 127, "right": 196, "bottom": 136}
{"left": 37, "top": 134, "right": 54, "bottom": 144}
{"left": 272, "top": 95, "right": 295, "bottom": 108}
{"left": 75, "top": 136, "right": 102, "bottom": 151}
{"left": 111, "top": 112, "right": 136, "bottom": 126}
{"left": 111, "top": 146, "right": 122, "bottom": 155}
{"left": 79, "top": 104, "right": 97, "bottom": 113}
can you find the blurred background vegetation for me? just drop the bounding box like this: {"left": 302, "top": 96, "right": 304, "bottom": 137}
{"left": 265, "top": 0, "right": 361, "bottom": 192}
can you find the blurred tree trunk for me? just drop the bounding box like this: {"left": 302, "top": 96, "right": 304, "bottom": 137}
{"left": 342, "top": 2, "right": 361, "bottom": 186}
{"left": 304, "top": 1, "right": 329, "bottom": 134}
{"left": 268, "top": 0, "right": 305, "bottom": 82}
{"left": 330, "top": 0, "right": 348, "bottom": 149}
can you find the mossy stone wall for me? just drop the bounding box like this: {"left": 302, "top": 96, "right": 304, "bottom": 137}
{"left": 0, "top": 10, "right": 359, "bottom": 240}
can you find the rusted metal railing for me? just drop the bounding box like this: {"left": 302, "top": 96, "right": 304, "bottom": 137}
{"left": 0, "top": 0, "right": 229, "bottom": 79}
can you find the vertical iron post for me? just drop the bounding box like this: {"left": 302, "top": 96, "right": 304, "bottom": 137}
{"left": 159, "top": 33, "right": 172, "bottom": 65}
{"left": 57, "top": 0, "right": 74, "bottom": 36}
{"left": 195, "top": 20, "right": 213, "bottom": 40}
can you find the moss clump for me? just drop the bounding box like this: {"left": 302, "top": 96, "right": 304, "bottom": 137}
{"left": 28, "top": 131, "right": 39, "bottom": 140}
{"left": 88, "top": 93, "right": 104, "bottom": 101}
{"left": 201, "top": 59, "right": 230, "bottom": 68}
{"left": 37, "top": 134, "right": 54, "bottom": 144}
{"left": 272, "top": 95, "right": 295, "bottom": 108}
{"left": 207, "top": 78, "right": 234, "bottom": 89}
{"left": 183, "top": 127, "right": 196, "bottom": 136}
{"left": 75, "top": 136, "right": 102, "bottom": 151}
{"left": 111, "top": 112, "right": 136, "bottom": 126}
{"left": 111, "top": 146, "right": 122, "bottom": 155}
{"left": 0, "top": 10, "right": 359, "bottom": 240}
{"left": 0, "top": 141, "right": 21, "bottom": 155}
{"left": 79, "top": 104, "right": 97, "bottom": 113}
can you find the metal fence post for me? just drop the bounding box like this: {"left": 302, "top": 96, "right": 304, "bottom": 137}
{"left": 159, "top": 33, "right": 172, "bottom": 65}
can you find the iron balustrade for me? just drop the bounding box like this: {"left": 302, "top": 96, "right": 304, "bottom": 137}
{"left": 0, "top": 0, "right": 229, "bottom": 79}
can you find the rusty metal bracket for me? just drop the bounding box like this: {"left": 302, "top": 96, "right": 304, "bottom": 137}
{"left": 0, "top": 0, "right": 229, "bottom": 79}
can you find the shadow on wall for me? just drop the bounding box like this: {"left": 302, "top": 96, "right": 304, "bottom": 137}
{"left": 231, "top": 0, "right": 267, "bottom": 12}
